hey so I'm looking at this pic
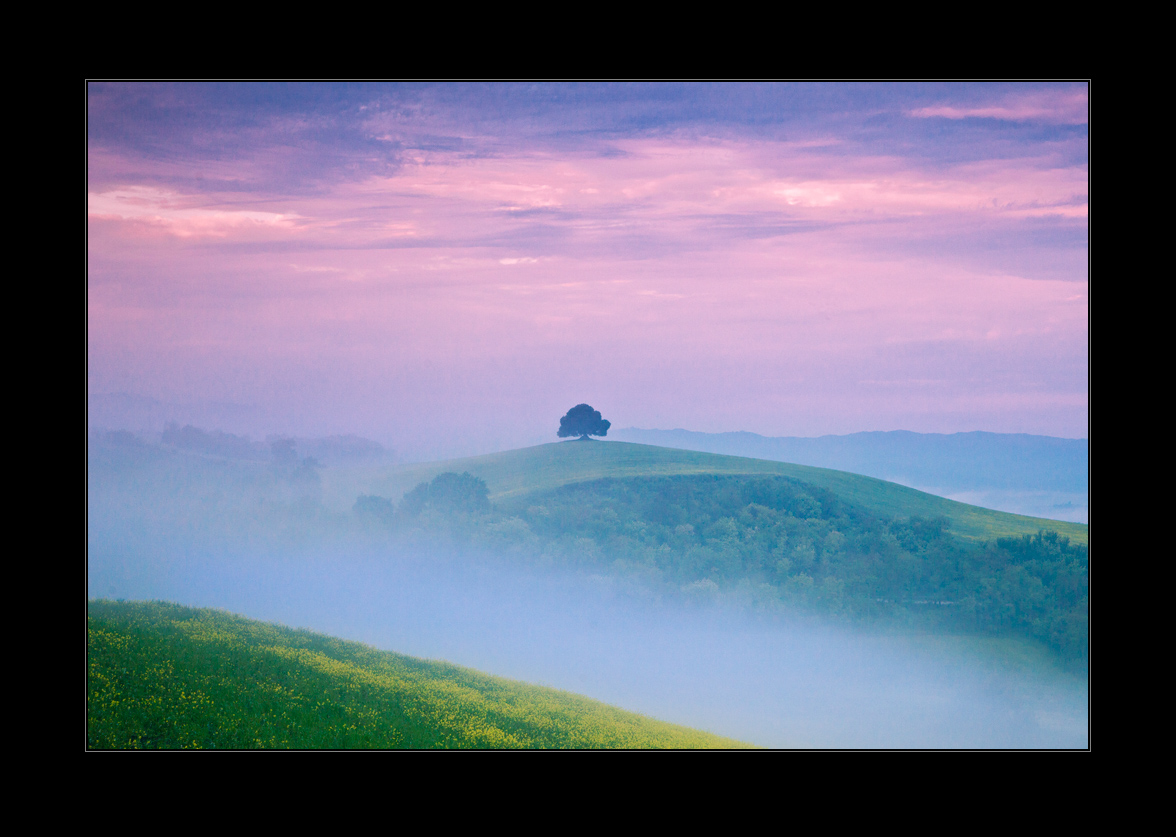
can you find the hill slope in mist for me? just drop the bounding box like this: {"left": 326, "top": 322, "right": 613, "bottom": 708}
{"left": 327, "top": 440, "right": 1087, "bottom": 546}
{"left": 610, "top": 429, "right": 1088, "bottom": 523}
{"left": 88, "top": 600, "right": 750, "bottom": 749}
{"left": 88, "top": 434, "right": 1089, "bottom": 745}
{"left": 333, "top": 441, "right": 1088, "bottom": 667}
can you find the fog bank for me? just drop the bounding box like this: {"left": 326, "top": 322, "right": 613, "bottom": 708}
{"left": 88, "top": 537, "right": 1087, "bottom": 748}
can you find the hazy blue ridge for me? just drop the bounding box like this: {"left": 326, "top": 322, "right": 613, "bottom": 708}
{"left": 611, "top": 428, "right": 1088, "bottom": 523}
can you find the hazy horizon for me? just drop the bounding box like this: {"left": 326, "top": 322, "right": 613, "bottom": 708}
{"left": 88, "top": 389, "right": 1089, "bottom": 465}
{"left": 89, "top": 83, "right": 1088, "bottom": 454}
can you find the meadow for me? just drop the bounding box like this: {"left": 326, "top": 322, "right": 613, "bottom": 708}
{"left": 88, "top": 599, "right": 751, "bottom": 749}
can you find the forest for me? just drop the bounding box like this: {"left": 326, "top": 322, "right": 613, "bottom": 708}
{"left": 358, "top": 472, "right": 1088, "bottom": 665}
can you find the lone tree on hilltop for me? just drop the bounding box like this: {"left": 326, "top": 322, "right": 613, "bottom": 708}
{"left": 558, "top": 404, "right": 611, "bottom": 440}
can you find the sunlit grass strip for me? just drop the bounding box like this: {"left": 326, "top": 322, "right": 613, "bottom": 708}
{"left": 88, "top": 600, "right": 752, "bottom": 749}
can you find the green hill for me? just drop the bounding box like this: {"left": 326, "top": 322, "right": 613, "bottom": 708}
{"left": 326, "top": 440, "right": 1087, "bottom": 546}
{"left": 87, "top": 600, "right": 751, "bottom": 750}
{"left": 89, "top": 437, "right": 1088, "bottom": 674}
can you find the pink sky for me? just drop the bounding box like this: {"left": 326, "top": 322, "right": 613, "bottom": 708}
{"left": 88, "top": 83, "right": 1088, "bottom": 458}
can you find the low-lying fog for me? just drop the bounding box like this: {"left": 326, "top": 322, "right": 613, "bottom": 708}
{"left": 89, "top": 528, "right": 1087, "bottom": 749}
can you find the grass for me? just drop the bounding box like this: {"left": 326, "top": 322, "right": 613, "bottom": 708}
{"left": 87, "top": 600, "right": 753, "bottom": 750}
{"left": 324, "top": 440, "right": 1088, "bottom": 546}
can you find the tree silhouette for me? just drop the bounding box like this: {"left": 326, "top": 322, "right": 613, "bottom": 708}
{"left": 558, "top": 404, "right": 611, "bottom": 440}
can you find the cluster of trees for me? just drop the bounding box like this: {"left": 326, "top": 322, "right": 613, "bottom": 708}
{"left": 356, "top": 472, "right": 489, "bottom": 526}
{"left": 972, "top": 531, "right": 1088, "bottom": 661}
{"left": 162, "top": 423, "right": 266, "bottom": 460}
{"left": 296, "top": 435, "right": 390, "bottom": 466}
{"left": 268, "top": 437, "right": 322, "bottom": 491}
{"left": 158, "top": 424, "right": 386, "bottom": 467}
{"left": 152, "top": 427, "right": 322, "bottom": 483}
{"left": 355, "top": 473, "right": 1088, "bottom": 664}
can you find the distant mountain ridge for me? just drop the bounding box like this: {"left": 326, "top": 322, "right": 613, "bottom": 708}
{"left": 610, "top": 429, "right": 1087, "bottom": 492}
{"left": 607, "top": 429, "right": 1088, "bottom": 523}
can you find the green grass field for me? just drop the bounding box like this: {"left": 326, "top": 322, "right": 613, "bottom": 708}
{"left": 324, "top": 440, "right": 1088, "bottom": 546}
{"left": 87, "top": 600, "right": 752, "bottom": 750}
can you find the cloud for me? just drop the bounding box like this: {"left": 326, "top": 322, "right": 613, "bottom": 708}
{"left": 908, "top": 89, "right": 1088, "bottom": 124}
{"left": 87, "top": 84, "right": 1089, "bottom": 441}
{"left": 88, "top": 186, "right": 300, "bottom": 238}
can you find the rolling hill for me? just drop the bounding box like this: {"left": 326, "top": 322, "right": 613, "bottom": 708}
{"left": 87, "top": 434, "right": 1089, "bottom": 745}
{"left": 324, "top": 440, "right": 1088, "bottom": 546}
{"left": 610, "top": 428, "right": 1087, "bottom": 491}
{"left": 89, "top": 434, "right": 1089, "bottom": 672}
{"left": 88, "top": 600, "right": 751, "bottom": 749}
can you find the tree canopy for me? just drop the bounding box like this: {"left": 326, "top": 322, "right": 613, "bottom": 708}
{"left": 558, "top": 404, "right": 611, "bottom": 440}
{"left": 399, "top": 472, "right": 490, "bottom": 516}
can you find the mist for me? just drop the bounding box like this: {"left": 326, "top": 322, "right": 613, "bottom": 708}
{"left": 88, "top": 443, "right": 1087, "bottom": 748}
{"left": 88, "top": 84, "right": 1088, "bottom": 749}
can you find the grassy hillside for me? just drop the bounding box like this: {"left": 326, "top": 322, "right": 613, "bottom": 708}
{"left": 325, "top": 441, "right": 1088, "bottom": 546}
{"left": 88, "top": 600, "right": 751, "bottom": 750}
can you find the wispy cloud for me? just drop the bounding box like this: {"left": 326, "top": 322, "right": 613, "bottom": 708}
{"left": 908, "top": 89, "right": 1088, "bottom": 124}
{"left": 88, "top": 83, "right": 1089, "bottom": 443}
{"left": 88, "top": 186, "right": 301, "bottom": 238}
